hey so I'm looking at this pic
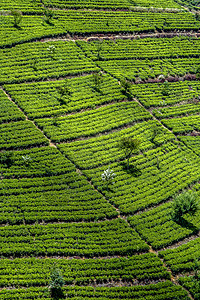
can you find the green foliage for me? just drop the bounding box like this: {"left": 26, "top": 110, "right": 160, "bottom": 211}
{"left": 161, "top": 81, "right": 170, "bottom": 96}
{"left": 49, "top": 268, "right": 65, "bottom": 299}
{"left": 171, "top": 191, "right": 199, "bottom": 223}
{"left": 43, "top": 7, "right": 55, "bottom": 24}
{"left": 101, "top": 166, "right": 116, "bottom": 190}
{"left": 31, "top": 58, "right": 38, "bottom": 71}
{"left": 120, "top": 77, "right": 132, "bottom": 98}
{"left": 56, "top": 80, "right": 72, "bottom": 104}
{"left": 118, "top": 137, "right": 141, "bottom": 168}
{"left": 150, "top": 125, "right": 162, "bottom": 144}
{"left": 10, "top": 9, "right": 22, "bottom": 28}
{"left": 92, "top": 72, "right": 103, "bottom": 92}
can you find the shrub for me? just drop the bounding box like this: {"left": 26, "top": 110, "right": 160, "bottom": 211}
{"left": 171, "top": 191, "right": 199, "bottom": 223}
{"left": 118, "top": 137, "right": 141, "bottom": 169}
{"left": 10, "top": 10, "right": 22, "bottom": 28}
{"left": 101, "top": 166, "right": 116, "bottom": 190}
{"left": 49, "top": 268, "right": 65, "bottom": 299}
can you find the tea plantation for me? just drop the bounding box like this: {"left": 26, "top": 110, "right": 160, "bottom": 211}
{"left": 1, "top": 0, "right": 200, "bottom": 299}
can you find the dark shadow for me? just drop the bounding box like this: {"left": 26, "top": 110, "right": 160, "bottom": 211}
{"left": 14, "top": 25, "right": 22, "bottom": 30}
{"left": 51, "top": 288, "right": 65, "bottom": 299}
{"left": 120, "top": 162, "right": 142, "bottom": 177}
{"left": 176, "top": 216, "right": 199, "bottom": 234}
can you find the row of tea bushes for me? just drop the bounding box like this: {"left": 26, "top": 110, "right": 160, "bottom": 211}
{"left": 0, "top": 253, "right": 170, "bottom": 287}
{"left": 0, "top": 219, "right": 149, "bottom": 257}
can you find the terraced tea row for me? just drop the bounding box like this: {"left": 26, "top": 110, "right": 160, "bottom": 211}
{"left": 98, "top": 57, "right": 200, "bottom": 82}
{"left": 1, "top": 12, "right": 199, "bottom": 48}
{"left": 0, "top": 89, "right": 25, "bottom": 123}
{"left": 0, "top": 219, "right": 149, "bottom": 257}
{"left": 58, "top": 120, "right": 174, "bottom": 169}
{"left": 131, "top": 80, "right": 200, "bottom": 108}
{"left": 0, "top": 0, "right": 42, "bottom": 12}
{"left": 0, "top": 41, "right": 98, "bottom": 84}
{"left": 0, "top": 253, "right": 169, "bottom": 287}
{"left": 81, "top": 143, "right": 200, "bottom": 214}
{"left": 78, "top": 37, "right": 200, "bottom": 61}
{"left": 41, "top": 0, "right": 182, "bottom": 9}
{"left": 0, "top": 282, "right": 189, "bottom": 300}
{"left": 4, "top": 74, "right": 125, "bottom": 119}
{"left": 128, "top": 181, "right": 200, "bottom": 250}
{"left": 0, "top": 121, "right": 48, "bottom": 150}
{"left": 35, "top": 101, "right": 152, "bottom": 142}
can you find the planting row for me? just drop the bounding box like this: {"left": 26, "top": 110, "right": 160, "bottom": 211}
{"left": 0, "top": 253, "right": 170, "bottom": 287}
{"left": 78, "top": 37, "right": 200, "bottom": 61}
{"left": 179, "top": 276, "right": 200, "bottom": 300}
{"left": 131, "top": 80, "right": 200, "bottom": 108}
{"left": 1, "top": 11, "right": 199, "bottom": 48}
{"left": 0, "top": 89, "right": 25, "bottom": 124}
{"left": 128, "top": 185, "right": 200, "bottom": 250}
{"left": 0, "top": 120, "right": 48, "bottom": 150}
{"left": 98, "top": 57, "right": 200, "bottom": 82}
{"left": 0, "top": 41, "right": 98, "bottom": 84}
{"left": 42, "top": 0, "right": 182, "bottom": 9}
{"left": 58, "top": 120, "right": 174, "bottom": 169}
{"left": 159, "top": 236, "right": 200, "bottom": 273}
{"left": 0, "top": 281, "right": 189, "bottom": 300}
{"left": 0, "top": 146, "right": 117, "bottom": 223}
{"left": 4, "top": 74, "right": 125, "bottom": 119}
{"left": 35, "top": 101, "right": 152, "bottom": 142}
{"left": 0, "top": 146, "right": 75, "bottom": 178}
{"left": 0, "top": 219, "right": 149, "bottom": 257}
{"left": 82, "top": 142, "right": 200, "bottom": 214}
{"left": 162, "top": 114, "right": 200, "bottom": 134}
{"left": 178, "top": 136, "right": 200, "bottom": 156}
{"left": 0, "top": 0, "right": 42, "bottom": 13}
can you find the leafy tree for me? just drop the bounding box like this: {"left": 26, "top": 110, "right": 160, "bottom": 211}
{"left": 31, "top": 58, "right": 38, "bottom": 71}
{"left": 43, "top": 7, "right": 55, "bottom": 24}
{"left": 149, "top": 125, "right": 161, "bottom": 144}
{"left": 56, "top": 80, "right": 71, "bottom": 97}
{"left": 171, "top": 191, "right": 199, "bottom": 223}
{"left": 92, "top": 72, "right": 103, "bottom": 92}
{"left": 0, "top": 151, "right": 14, "bottom": 167}
{"left": 10, "top": 10, "right": 22, "bottom": 28}
{"left": 56, "top": 79, "right": 71, "bottom": 104}
{"left": 120, "top": 77, "right": 132, "bottom": 98}
{"left": 49, "top": 268, "right": 65, "bottom": 299}
{"left": 118, "top": 137, "right": 141, "bottom": 169}
{"left": 161, "top": 81, "right": 170, "bottom": 96}
{"left": 101, "top": 166, "right": 116, "bottom": 190}
{"left": 96, "top": 41, "right": 103, "bottom": 60}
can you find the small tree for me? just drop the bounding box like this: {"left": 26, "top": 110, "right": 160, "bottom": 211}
{"left": 31, "top": 58, "right": 38, "bottom": 71}
{"left": 101, "top": 166, "right": 116, "bottom": 191}
{"left": 150, "top": 125, "right": 161, "bottom": 144}
{"left": 49, "top": 268, "right": 65, "bottom": 299}
{"left": 56, "top": 80, "right": 71, "bottom": 98}
{"left": 93, "top": 72, "right": 103, "bottom": 92}
{"left": 43, "top": 7, "right": 55, "bottom": 24}
{"left": 96, "top": 41, "right": 103, "bottom": 60}
{"left": 120, "top": 77, "right": 132, "bottom": 98}
{"left": 118, "top": 137, "right": 141, "bottom": 169}
{"left": 161, "top": 81, "right": 170, "bottom": 96}
{"left": 10, "top": 10, "right": 22, "bottom": 28}
{"left": 171, "top": 191, "right": 199, "bottom": 223}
